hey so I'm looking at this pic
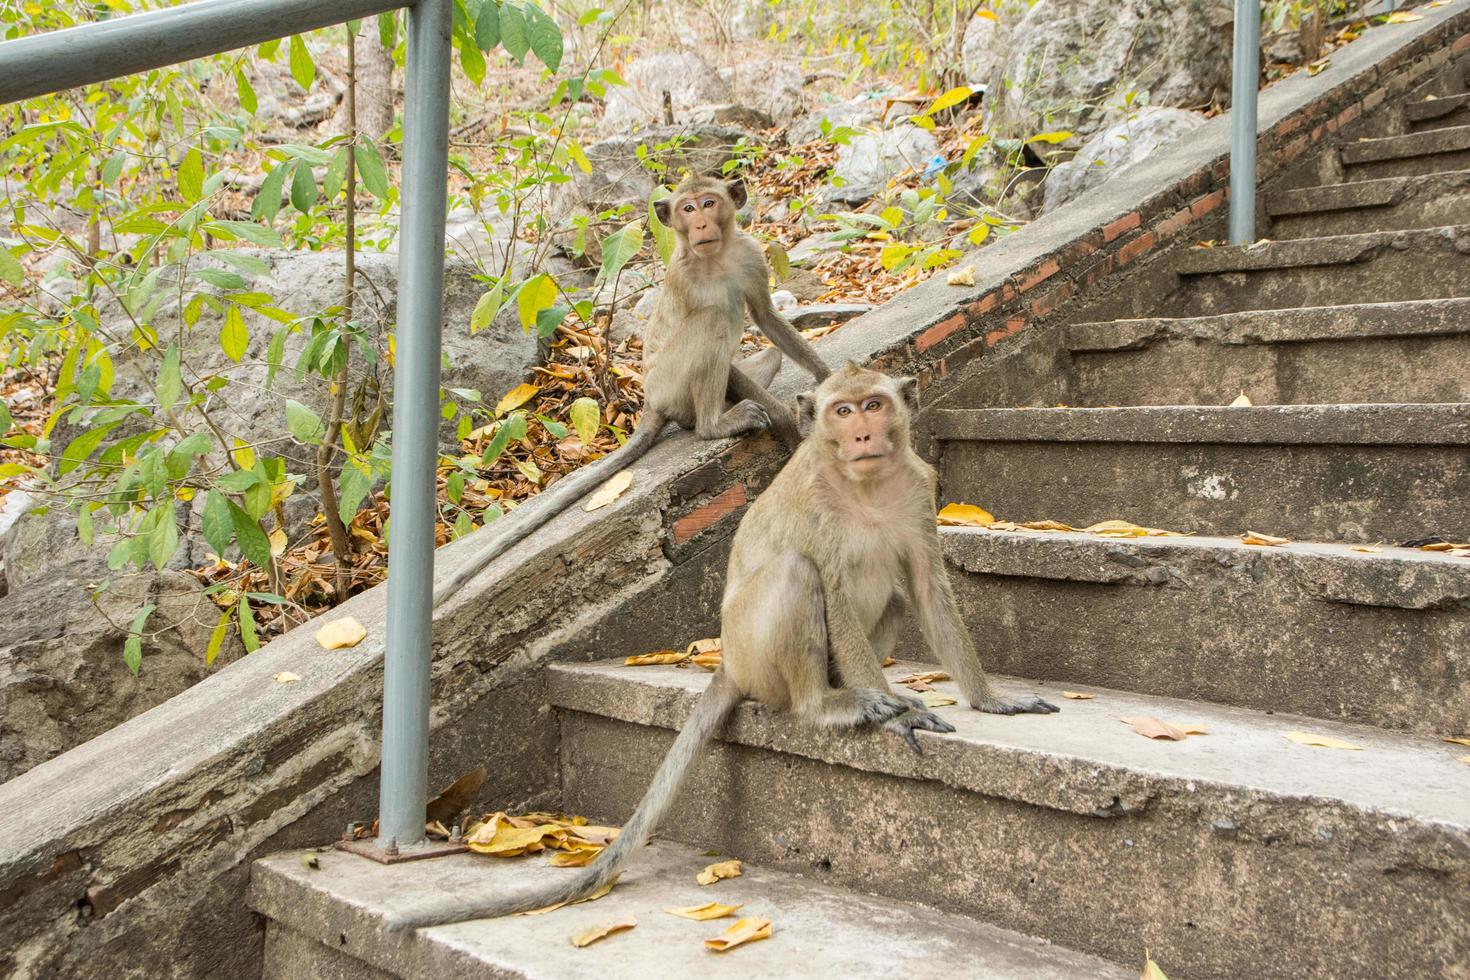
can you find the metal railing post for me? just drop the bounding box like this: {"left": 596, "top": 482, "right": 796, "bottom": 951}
{"left": 377, "top": 0, "right": 452, "bottom": 850}
{"left": 1230, "top": 0, "right": 1261, "bottom": 244}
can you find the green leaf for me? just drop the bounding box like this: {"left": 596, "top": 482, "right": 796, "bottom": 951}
{"left": 234, "top": 66, "right": 258, "bottom": 114}
{"left": 148, "top": 501, "right": 179, "bottom": 570}
{"left": 195, "top": 267, "right": 248, "bottom": 290}
{"left": 238, "top": 595, "right": 259, "bottom": 652}
{"left": 0, "top": 249, "right": 24, "bottom": 286}
{"left": 228, "top": 501, "right": 271, "bottom": 568}
{"left": 290, "top": 159, "right": 317, "bottom": 213}
{"left": 156, "top": 343, "right": 182, "bottom": 412}
{"left": 569, "top": 397, "right": 600, "bottom": 445}
{"left": 58, "top": 422, "right": 117, "bottom": 477}
{"left": 499, "top": 1, "right": 529, "bottom": 62}
{"left": 475, "top": 0, "right": 500, "bottom": 48}
{"left": 252, "top": 164, "right": 289, "bottom": 225}
{"left": 768, "top": 244, "right": 790, "bottom": 283}
{"left": 323, "top": 145, "right": 348, "bottom": 202}
{"left": 959, "top": 133, "right": 988, "bottom": 170}
{"left": 458, "top": 32, "right": 486, "bottom": 85}
{"left": 217, "top": 468, "right": 261, "bottom": 492}
{"left": 337, "top": 462, "right": 372, "bottom": 523}
{"left": 924, "top": 86, "right": 972, "bottom": 116}
{"left": 535, "top": 304, "right": 568, "bottom": 338}
{"left": 354, "top": 141, "right": 390, "bottom": 200}
{"left": 289, "top": 34, "right": 316, "bottom": 91}
{"left": 525, "top": 3, "right": 563, "bottom": 72}
{"left": 598, "top": 221, "right": 644, "bottom": 283}
{"left": 123, "top": 603, "right": 156, "bottom": 676}
{"left": 378, "top": 10, "right": 397, "bottom": 49}
{"left": 203, "top": 220, "right": 282, "bottom": 247}
{"left": 470, "top": 282, "right": 504, "bottom": 334}
{"left": 967, "top": 223, "right": 991, "bottom": 246}
{"left": 567, "top": 139, "right": 592, "bottom": 175}
{"left": 178, "top": 147, "right": 204, "bottom": 201}
{"left": 285, "top": 400, "right": 325, "bottom": 444}
{"left": 453, "top": 511, "right": 473, "bottom": 540}
{"left": 221, "top": 305, "right": 249, "bottom": 363}
{"left": 516, "top": 273, "right": 557, "bottom": 331}
{"left": 205, "top": 609, "right": 231, "bottom": 666}
{"left": 265, "top": 327, "right": 288, "bottom": 391}
{"left": 203, "top": 489, "right": 233, "bottom": 557}
{"left": 76, "top": 505, "right": 94, "bottom": 546}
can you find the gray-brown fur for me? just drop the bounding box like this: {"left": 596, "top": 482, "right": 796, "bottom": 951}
{"left": 431, "top": 176, "right": 828, "bottom": 608}
{"left": 397, "top": 366, "right": 1053, "bottom": 930}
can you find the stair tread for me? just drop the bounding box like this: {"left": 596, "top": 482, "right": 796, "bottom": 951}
{"left": 1404, "top": 91, "right": 1470, "bottom": 122}
{"left": 1266, "top": 168, "right": 1470, "bottom": 216}
{"left": 927, "top": 402, "right": 1470, "bottom": 444}
{"left": 1341, "top": 123, "right": 1470, "bottom": 164}
{"left": 549, "top": 660, "right": 1470, "bottom": 830}
{"left": 1171, "top": 223, "right": 1470, "bottom": 275}
{"left": 251, "top": 839, "right": 1130, "bottom": 979}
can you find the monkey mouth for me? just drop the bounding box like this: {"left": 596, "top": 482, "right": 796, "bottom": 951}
{"left": 692, "top": 236, "right": 721, "bottom": 247}
{"left": 849, "top": 452, "right": 887, "bottom": 462}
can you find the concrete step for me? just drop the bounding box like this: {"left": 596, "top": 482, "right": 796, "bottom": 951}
{"left": 1058, "top": 299, "right": 1470, "bottom": 406}
{"left": 928, "top": 403, "right": 1470, "bottom": 542}
{"left": 1165, "top": 225, "right": 1470, "bottom": 317}
{"left": 937, "top": 526, "right": 1470, "bottom": 733}
{"left": 549, "top": 660, "right": 1470, "bottom": 980}
{"left": 1340, "top": 124, "right": 1470, "bottom": 179}
{"left": 1266, "top": 169, "right": 1470, "bottom": 238}
{"left": 1404, "top": 91, "right": 1470, "bottom": 132}
{"left": 249, "top": 839, "right": 1132, "bottom": 980}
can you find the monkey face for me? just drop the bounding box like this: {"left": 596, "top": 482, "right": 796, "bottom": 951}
{"left": 676, "top": 192, "right": 727, "bottom": 254}
{"left": 822, "top": 392, "right": 900, "bottom": 472}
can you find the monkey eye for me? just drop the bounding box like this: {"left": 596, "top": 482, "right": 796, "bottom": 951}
{"left": 702, "top": 198, "right": 716, "bottom": 208}
{"left": 682, "top": 202, "right": 695, "bottom": 213}
{"left": 864, "top": 399, "right": 882, "bottom": 412}
{"left": 835, "top": 405, "right": 853, "bottom": 417}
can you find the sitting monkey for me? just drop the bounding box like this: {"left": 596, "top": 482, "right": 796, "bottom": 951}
{"left": 432, "top": 175, "right": 828, "bottom": 607}
{"left": 393, "top": 364, "right": 1056, "bottom": 929}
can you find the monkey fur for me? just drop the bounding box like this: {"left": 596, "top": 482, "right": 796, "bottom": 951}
{"left": 393, "top": 364, "right": 1057, "bottom": 929}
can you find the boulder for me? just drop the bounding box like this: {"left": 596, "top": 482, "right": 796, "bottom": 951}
{"left": 1042, "top": 107, "right": 1207, "bottom": 212}
{"left": 987, "top": 0, "right": 1232, "bottom": 151}
{"left": 961, "top": 12, "right": 1009, "bottom": 87}
{"left": 602, "top": 53, "right": 733, "bottom": 131}
{"left": 723, "top": 59, "right": 807, "bottom": 123}
{"left": 567, "top": 124, "right": 754, "bottom": 214}
{"left": 787, "top": 94, "right": 894, "bottom": 146}
{"left": 823, "top": 125, "right": 941, "bottom": 203}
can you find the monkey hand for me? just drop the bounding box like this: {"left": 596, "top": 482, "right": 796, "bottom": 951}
{"left": 973, "top": 693, "right": 1060, "bottom": 715}
{"left": 730, "top": 399, "right": 770, "bottom": 433}
{"left": 883, "top": 708, "right": 956, "bottom": 754}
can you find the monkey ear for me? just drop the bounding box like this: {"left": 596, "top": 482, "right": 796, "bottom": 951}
{"left": 725, "top": 178, "right": 748, "bottom": 210}
{"left": 897, "top": 376, "right": 920, "bottom": 414}
{"left": 652, "top": 197, "right": 672, "bottom": 226}
{"left": 796, "top": 391, "right": 817, "bottom": 425}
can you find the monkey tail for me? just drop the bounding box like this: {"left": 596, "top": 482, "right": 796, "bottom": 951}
{"left": 431, "top": 411, "right": 668, "bottom": 608}
{"left": 387, "top": 670, "right": 743, "bottom": 931}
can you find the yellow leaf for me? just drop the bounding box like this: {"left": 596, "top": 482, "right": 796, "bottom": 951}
{"left": 946, "top": 265, "right": 976, "bottom": 287}
{"left": 571, "top": 915, "right": 636, "bottom": 947}
{"left": 1352, "top": 546, "right": 1382, "bottom": 553}
{"left": 974, "top": 8, "right": 997, "bottom": 19}
{"left": 1018, "top": 520, "right": 1076, "bottom": 532}
{"left": 1241, "top": 531, "right": 1291, "bottom": 547}
{"left": 920, "top": 690, "right": 957, "bottom": 708}
{"left": 881, "top": 656, "right": 896, "bottom": 667}
{"left": 1384, "top": 10, "right": 1423, "bottom": 22}
{"left": 624, "top": 650, "right": 689, "bottom": 666}
{"left": 1228, "top": 392, "right": 1252, "bottom": 407}
{"left": 705, "top": 916, "right": 772, "bottom": 952}
{"left": 494, "top": 383, "right": 540, "bottom": 416}
{"left": 269, "top": 527, "right": 288, "bottom": 557}
{"left": 273, "top": 671, "right": 302, "bottom": 684}
{"left": 1441, "top": 736, "right": 1470, "bottom": 746}
{"left": 1086, "top": 520, "right": 1149, "bottom": 538}
{"left": 1121, "top": 716, "right": 1206, "bottom": 741}
{"left": 467, "top": 822, "right": 568, "bottom": 856}
{"left": 666, "top": 901, "right": 744, "bottom": 920}
{"left": 523, "top": 875, "right": 620, "bottom": 916}
{"left": 925, "top": 86, "right": 973, "bottom": 116}
{"left": 898, "top": 670, "right": 950, "bottom": 689}
{"left": 567, "top": 140, "right": 593, "bottom": 175}
{"left": 548, "top": 845, "right": 604, "bottom": 867}
{"left": 1026, "top": 131, "right": 1073, "bottom": 144}
{"left": 583, "top": 469, "right": 633, "bottom": 511}
{"left": 937, "top": 502, "right": 995, "bottom": 526}
{"left": 1284, "top": 731, "right": 1361, "bottom": 751}
{"left": 315, "top": 616, "right": 367, "bottom": 650}
{"left": 696, "top": 859, "right": 743, "bottom": 885}
{"left": 691, "top": 650, "right": 722, "bottom": 672}
{"left": 1142, "top": 951, "right": 1171, "bottom": 980}
{"left": 967, "top": 223, "right": 991, "bottom": 246}
{"left": 1062, "top": 691, "right": 1093, "bottom": 700}
{"left": 517, "top": 273, "right": 558, "bottom": 331}
{"left": 687, "top": 637, "right": 721, "bottom": 657}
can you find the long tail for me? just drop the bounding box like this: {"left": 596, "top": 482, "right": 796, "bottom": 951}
{"left": 431, "top": 411, "right": 668, "bottom": 608}
{"left": 388, "top": 671, "right": 743, "bottom": 930}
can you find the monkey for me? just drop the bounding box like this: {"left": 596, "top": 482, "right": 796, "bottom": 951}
{"left": 431, "top": 175, "right": 829, "bottom": 608}
{"left": 391, "top": 364, "right": 1057, "bottom": 930}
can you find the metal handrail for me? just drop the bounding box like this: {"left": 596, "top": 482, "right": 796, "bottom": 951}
{"left": 1230, "top": 0, "right": 1261, "bottom": 244}
{"left": 0, "top": 0, "right": 449, "bottom": 851}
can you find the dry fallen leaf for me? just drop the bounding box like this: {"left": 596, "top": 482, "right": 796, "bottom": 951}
{"left": 1062, "top": 691, "right": 1094, "bottom": 700}
{"left": 273, "top": 671, "right": 302, "bottom": 684}
{"left": 881, "top": 656, "right": 896, "bottom": 667}
{"left": 687, "top": 637, "right": 721, "bottom": 656}
{"left": 697, "top": 859, "right": 743, "bottom": 885}
{"left": 1121, "top": 717, "right": 1207, "bottom": 741}
{"left": 269, "top": 527, "right": 288, "bottom": 557}
{"left": 625, "top": 650, "right": 689, "bottom": 667}
{"left": 1085, "top": 520, "right": 1185, "bottom": 538}
{"left": 666, "top": 901, "right": 744, "bottom": 920}
{"left": 704, "top": 916, "right": 773, "bottom": 952}
{"left": 687, "top": 637, "right": 723, "bottom": 671}
{"left": 898, "top": 670, "right": 950, "bottom": 690}
{"left": 315, "top": 616, "right": 367, "bottom": 650}
{"left": 946, "top": 265, "right": 976, "bottom": 287}
{"left": 1284, "top": 731, "right": 1361, "bottom": 751}
{"left": 1441, "top": 736, "right": 1470, "bottom": 746}
{"left": 426, "top": 767, "right": 487, "bottom": 827}
{"left": 571, "top": 915, "right": 636, "bottom": 948}
{"left": 920, "top": 691, "right": 958, "bottom": 708}
{"left": 1384, "top": 10, "right": 1423, "bottom": 21}
{"left": 1456, "top": 755, "right": 1470, "bottom": 765}
{"left": 522, "top": 875, "right": 620, "bottom": 915}
{"left": 1228, "top": 392, "right": 1252, "bottom": 407}
{"left": 1142, "top": 951, "right": 1171, "bottom": 980}
{"left": 1018, "top": 519, "right": 1076, "bottom": 532}
{"left": 1241, "top": 531, "right": 1291, "bottom": 547}
{"left": 937, "top": 502, "right": 996, "bottom": 526}
{"left": 584, "top": 469, "right": 633, "bottom": 512}
{"left": 1351, "top": 546, "right": 1383, "bottom": 553}
{"left": 494, "top": 382, "right": 541, "bottom": 416}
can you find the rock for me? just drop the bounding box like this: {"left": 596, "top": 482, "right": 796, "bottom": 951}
{"left": 1041, "top": 107, "right": 1207, "bottom": 212}
{"left": 778, "top": 267, "right": 830, "bottom": 302}
{"left": 961, "top": 12, "right": 1009, "bottom": 87}
{"left": 243, "top": 43, "right": 345, "bottom": 132}
{"left": 823, "top": 125, "right": 941, "bottom": 203}
{"left": 787, "top": 304, "right": 872, "bottom": 330}
{"left": 568, "top": 124, "right": 754, "bottom": 215}
{"left": 1263, "top": 30, "right": 1304, "bottom": 67}
{"left": 988, "top": 0, "right": 1232, "bottom": 151}
{"left": 688, "top": 103, "right": 776, "bottom": 131}
{"left": 0, "top": 564, "right": 245, "bottom": 782}
{"left": 788, "top": 232, "right": 847, "bottom": 268}
{"left": 787, "top": 94, "right": 894, "bottom": 146}
{"left": 602, "top": 53, "right": 733, "bottom": 131}
{"left": 724, "top": 59, "right": 807, "bottom": 123}
{"left": 607, "top": 286, "right": 663, "bottom": 345}
{"left": 770, "top": 290, "right": 798, "bottom": 312}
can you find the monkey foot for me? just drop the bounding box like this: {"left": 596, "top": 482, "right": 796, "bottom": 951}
{"left": 883, "top": 708, "right": 957, "bottom": 754}
{"left": 976, "top": 694, "right": 1060, "bottom": 715}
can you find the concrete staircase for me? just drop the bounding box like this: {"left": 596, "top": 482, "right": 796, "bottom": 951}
{"left": 251, "top": 45, "right": 1470, "bottom": 980}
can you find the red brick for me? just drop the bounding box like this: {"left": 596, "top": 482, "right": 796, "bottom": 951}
{"left": 1078, "top": 254, "right": 1114, "bottom": 291}
{"left": 1155, "top": 206, "right": 1194, "bottom": 241}
{"left": 1280, "top": 135, "right": 1309, "bottom": 163}
{"left": 1060, "top": 236, "right": 1100, "bottom": 264}
{"left": 1273, "top": 115, "right": 1302, "bottom": 138}
{"left": 1191, "top": 190, "right": 1225, "bottom": 218}
{"left": 1310, "top": 124, "right": 1324, "bottom": 141}
{"left": 1001, "top": 283, "right": 1017, "bottom": 302}
{"left": 1016, "top": 258, "right": 1059, "bottom": 293}
{"left": 672, "top": 483, "right": 747, "bottom": 544}
{"left": 966, "top": 290, "right": 1001, "bottom": 319}
{"left": 1453, "top": 32, "right": 1470, "bottom": 56}
{"left": 1102, "top": 211, "right": 1141, "bottom": 243}
{"left": 985, "top": 315, "right": 1027, "bottom": 347}
{"left": 1028, "top": 281, "right": 1074, "bottom": 319}
{"left": 1335, "top": 102, "right": 1362, "bottom": 129}
{"left": 1363, "top": 88, "right": 1387, "bottom": 112}
{"left": 1117, "top": 231, "right": 1155, "bottom": 267}
{"left": 914, "top": 312, "right": 966, "bottom": 353}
